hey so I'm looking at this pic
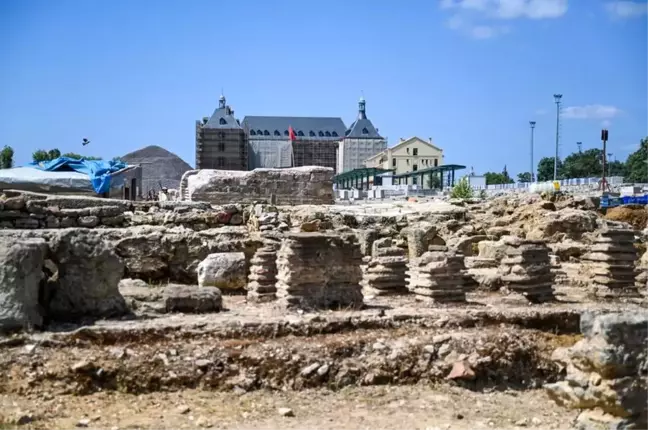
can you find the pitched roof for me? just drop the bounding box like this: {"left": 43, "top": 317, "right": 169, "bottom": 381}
{"left": 345, "top": 118, "right": 383, "bottom": 139}
{"left": 121, "top": 145, "right": 193, "bottom": 192}
{"left": 203, "top": 97, "right": 241, "bottom": 129}
{"left": 242, "top": 116, "right": 347, "bottom": 139}
{"left": 388, "top": 136, "right": 443, "bottom": 153}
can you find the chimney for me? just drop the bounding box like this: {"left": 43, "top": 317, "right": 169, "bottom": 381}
{"left": 400, "top": 137, "right": 404, "bottom": 142}
{"left": 429, "top": 137, "right": 432, "bottom": 144}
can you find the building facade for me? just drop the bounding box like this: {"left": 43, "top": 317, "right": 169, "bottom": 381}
{"left": 243, "top": 116, "right": 346, "bottom": 172}
{"left": 195, "top": 96, "right": 248, "bottom": 170}
{"left": 337, "top": 97, "right": 387, "bottom": 173}
{"left": 365, "top": 136, "right": 444, "bottom": 175}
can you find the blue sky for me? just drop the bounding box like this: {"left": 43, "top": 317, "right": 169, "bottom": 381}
{"left": 1, "top": 0, "right": 646, "bottom": 176}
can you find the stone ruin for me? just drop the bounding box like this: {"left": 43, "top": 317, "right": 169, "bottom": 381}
{"left": 246, "top": 235, "right": 281, "bottom": 303}
{"left": 545, "top": 312, "right": 647, "bottom": 429}
{"left": 581, "top": 228, "right": 639, "bottom": 298}
{"left": 499, "top": 237, "right": 556, "bottom": 303}
{"left": 275, "top": 232, "right": 364, "bottom": 309}
{"left": 407, "top": 245, "right": 469, "bottom": 303}
{"left": 0, "top": 184, "right": 647, "bottom": 429}
{"left": 361, "top": 237, "right": 409, "bottom": 296}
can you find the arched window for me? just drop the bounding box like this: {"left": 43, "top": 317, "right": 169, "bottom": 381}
{"left": 219, "top": 118, "right": 227, "bottom": 125}
{"left": 284, "top": 130, "right": 289, "bottom": 136}
{"left": 257, "top": 129, "right": 263, "bottom": 135}
{"left": 297, "top": 130, "right": 304, "bottom": 136}
{"left": 263, "top": 130, "right": 270, "bottom": 136}
{"left": 250, "top": 130, "right": 256, "bottom": 136}
{"left": 318, "top": 131, "right": 324, "bottom": 137}
{"left": 274, "top": 130, "right": 281, "bottom": 136}
{"left": 362, "top": 127, "right": 369, "bottom": 135}
{"left": 332, "top": 131, "right": 338, "bottom": 137}
{"left": 325, "top": 131, "right": 331, "bottom": 137}
{"left": 309, "top": 131, "right": 315, "bottom": 137}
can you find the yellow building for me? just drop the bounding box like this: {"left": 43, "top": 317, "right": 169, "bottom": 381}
{"left": 364, "top": 136, "right": 444, "bottom": 175}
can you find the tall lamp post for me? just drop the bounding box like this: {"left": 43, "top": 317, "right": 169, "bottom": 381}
{"left": 553, "top": 94, "right": 563, "bottom": 181}
{"left": 577, "top": 142, "right": 582, "bottom": 153}
{"left": 529, "top": 121, "right": 536, "bottom": 182}
{"left": 608, "top": 153, "right": 613, "bottom": 178}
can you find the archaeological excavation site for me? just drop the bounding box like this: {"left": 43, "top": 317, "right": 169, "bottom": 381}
{"left": 0, "top": 166, "right": 646, "bottom": 430}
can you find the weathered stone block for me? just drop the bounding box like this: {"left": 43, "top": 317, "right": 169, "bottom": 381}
{"left": 0, "top": 238, "right": 47, "bottom": 332}
{"left": 197, "top": 252, "right": 247, "bottom": 290}
{"left": 163, "top": 284, "right": 222, "bottom": 313}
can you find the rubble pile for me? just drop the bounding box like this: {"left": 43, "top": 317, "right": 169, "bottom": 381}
{"left": 545, "top": 312, "right": 647, "bottom": 430}
{"left": 407, "top": 246, "right": 468, "bottom": 303}
{"left": 499, "top": 237, "right": 555, "bottom": 303}
{"left": 361, "top": 238, "right": 409, "bottom": 296}
{"left": 246, "top": 236, "right": 281, "bottom": 302}
{"left": 581, "top": 228, "right": 639, "bottom": 297}
{"left": 275, "top": 232, "right": 364, "bottom": 309}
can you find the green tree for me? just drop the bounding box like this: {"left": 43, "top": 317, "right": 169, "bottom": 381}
{"left": 537, "top": 157, "right": 562, "bottom": 182}
{"left": 562, "top": 149, "right": 604, "bottom": 178}
{"left": 608, "top": 160, "right": 626, "bottom": 177}
{"left": 32, "top": 149, "right": 50, "bottom": 163}
{"left": 0, "top": 146, "right": 14, "bottom": 169}
{"left": 517, "top": 172, "right": 532, "bottom": 183}
{"left": 624, "top": 137, "right": 648, "bottom": 183}
{"left": 47, "top": 148, "right": 61, "bottom": 160}
{"left": 63, "top": 152, "right": 102, "bottom": 160}
{"left": 484, "top": 171, "right": 514, "bottom": 185}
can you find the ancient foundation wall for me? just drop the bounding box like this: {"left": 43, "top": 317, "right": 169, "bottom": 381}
{"left": 182, "top": 166, "right": 334, "bottom": 205}
{"left": 0, "top": 190, "right": 245, "bottom": 230}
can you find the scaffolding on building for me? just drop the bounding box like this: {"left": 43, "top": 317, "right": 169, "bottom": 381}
{"left": 196, "top": 121, "right": 248, "bottom": 170}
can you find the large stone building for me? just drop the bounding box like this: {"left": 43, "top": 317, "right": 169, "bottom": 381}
{"left": 195, "top": 96, "right": 248, "bottom": 170}
{"left": 337, "top": 97, "right": 387, "bottom": 173}
{"left": 243, "top": 116, "right": 346, "bottom": 172}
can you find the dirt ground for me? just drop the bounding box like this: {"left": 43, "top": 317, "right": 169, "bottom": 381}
{"left": 0, "top": 384, "right": 577, "bottom": 430}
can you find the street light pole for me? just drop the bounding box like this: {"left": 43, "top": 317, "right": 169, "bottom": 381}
{"left": 608, "top": 153, "right": 613, "bottom": 178}
{"left": 529, "top": 121, "right": 536, "bottom": 182}
{"left": 577, "top": 142, "right": 582, "bottom": 153}
{"left": 553, "top": 94, "right": 563, "bottom": 181}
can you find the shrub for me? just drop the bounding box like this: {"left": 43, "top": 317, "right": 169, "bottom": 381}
{"left": 450, "top": 178, "right": 474, "bottom": 199}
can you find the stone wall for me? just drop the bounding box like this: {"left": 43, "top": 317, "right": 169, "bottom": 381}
{"left": 182, "top": 166, "right": 334, "bottom": 205}
{"left": 0, "top": 191, "right": 245, "bottom": 230}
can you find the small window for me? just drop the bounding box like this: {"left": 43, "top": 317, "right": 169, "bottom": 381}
{"left": 297, "top": 130, "right": 304, "bottom": 136}
{"left": 332, "top": 131, "right": 338, "bottom": 137}
{"left": 412, "top": 177, "right": 417, "bottom": 185}
{"left": 413, "top": 164, "right": 418, "bottom": 171}
{"left": 392, "top": 158, "right": 396, "bottom": 167}
{"left": 250, "top": 130, "right": 256, "bottom": 136}
{"left": 282, "top": 130, "right": 288, "bottom": 136}
{"left": 406, "top": 148, "right": 410, "bottom": 154}
{"left": 274, "top": 130, "right": 280, "bottom": 136}
{"left": 434, "top": 159, "right": 438, "bottom": 167}
{"left": 325, "top": 131, "right": 331, "bottom": 137}
{"left": 318, "top": 131, "right": 324, "bottom": 137}
{"left": 362, "top": 128, "right": 369, "bottom": 135}
{"left": 257, "top": 129, "right": 263, "bottom": 135}
{"left": 218, "top": 142, "right": 225, "bottom": 152}
{"left": 263, "top": 130, "right": 270, "bottom": 136}
{"left": 413, "top": 148, "right": 418, "bottom": 156}
{"left": 309, "top": 131, "right": 316, "bottom": 137}
{"left": 406, "top": 159, "right": 410, "bottom": 165}
{"left": 219, "top": 118, "right": 227, "bottom": 125}
{"left": 218, "top": 132, "right": 226, "bottom": 138}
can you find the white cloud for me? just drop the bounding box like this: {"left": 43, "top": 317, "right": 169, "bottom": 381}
{"left": 562, "top": 105, "right": 623, "bottom": 120}
{"left": 605, "top": 1, "right": 648, "bottom": 18}
{"left": 444, "top": 16, "right": 508, "bottom": 39}
{"left": 440, "top": 0, "right": 568, "bottom": 19}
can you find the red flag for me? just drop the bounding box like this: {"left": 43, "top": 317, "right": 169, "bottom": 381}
{"left": 288, "top": 125, "right": 296, "bottom": 141}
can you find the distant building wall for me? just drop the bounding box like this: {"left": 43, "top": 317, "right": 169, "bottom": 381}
{"left": 292, "top": 139, "right": 338, "bottom": 173}
{"left": 195, "top": 122, "right": 248, "bottom": 171}
{"left": 183, "top": 166, "right": 334, "bottom": 205}
{"left": 248, "top": 137, "right": 293, "bottom": 169}
{"left": 338, "top": 138, "right": 387, "bottom": 173}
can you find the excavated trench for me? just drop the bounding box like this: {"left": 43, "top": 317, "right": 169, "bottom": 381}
{"left": 0, "top": 304, "right": 594, "bottom": 397}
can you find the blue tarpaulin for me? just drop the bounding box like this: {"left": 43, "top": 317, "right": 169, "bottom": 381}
{"left": 30, "top": 157, "right": 127, "bottom": 194}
